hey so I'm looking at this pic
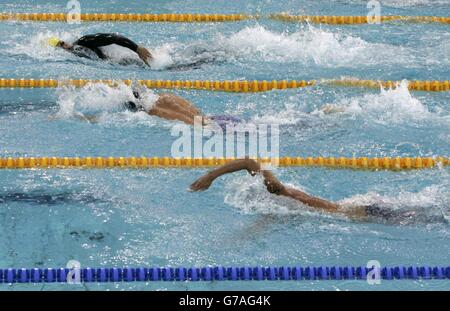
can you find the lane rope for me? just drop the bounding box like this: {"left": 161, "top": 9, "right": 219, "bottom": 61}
{"left": 0, "top": 78, "right": 449, "bottom": 92}
{"left": 0, "top": 13, "right": 251, "bottom": 22}
{"left": 0, "top": 157, "right": 448, "bottom": 170}
{"left": 269, "top": 14, "right": 450, "bottom": 24}
{"left": 0, "top": 13, "right": 449, "bottom": 24}
{"left": 0, "top": 78, "right": 315, "bottom": 92}
{"left": 0, "top": 265, "right": 448, "bottom": 283}
{"left": 326, "top": 78, "right": 450, "bottom": 92}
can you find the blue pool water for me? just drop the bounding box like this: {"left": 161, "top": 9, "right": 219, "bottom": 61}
{"left": 0, "top": 0, "right": 449, "bottom": 290}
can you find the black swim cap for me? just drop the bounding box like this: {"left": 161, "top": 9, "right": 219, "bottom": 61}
{"left": 124, "top": 101, "right": 139, "bottom": 112}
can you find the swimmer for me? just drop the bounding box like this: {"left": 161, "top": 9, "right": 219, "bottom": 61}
{"left": 122, "top": 86, "right": 241, "bottom": 128}
{"left": 48, "top": 33, "right": 152, "bottom": 66}
{"left": 68, "top": 85, "right": 241, "bottom": 129}
{"left": 190, "top": 158, "right": 404, "bottom": 222}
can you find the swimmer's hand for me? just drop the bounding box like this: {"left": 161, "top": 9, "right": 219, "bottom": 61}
{"left": 245, "top": 158, "right": 261, "bottom": 176}
{"left": 263, "top": 173, "right": 285, "bottom": 195}
{"left": 136, "top": 46, "right": 153, "bottom": 66}
{"left": 320, "top": 104, "right": 345, "bottom": 114}
{"left": 190, "top": 173, "right": 214, "bottom": 191}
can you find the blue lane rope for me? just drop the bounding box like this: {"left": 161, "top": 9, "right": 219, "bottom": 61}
{"left": 0, "top": 266, "right": 449, "bottom": 283}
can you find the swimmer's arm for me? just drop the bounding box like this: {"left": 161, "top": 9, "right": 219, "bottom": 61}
{"left": 283, "top": 186, "right": 368, "bottom": 218}
{"left": 258, "top": 169, "right": 341, "bottom": 213}
{"left": 190, "top": 159, "right": 361, "bottom": 217}
{"left": 190, "top": 159, "right": 260, "bottom": 191}
{"left": 147, "top": 107, "right": 195, "bottom": 125}
{"left": 90, "top": 47, "right": 107, "bottom": 59}
{"left": 189, "top": 158, "right": 293, "bottom": 195}
{"left": 283, "top": 182, "right": 368, "bottom": 218}
{"left": 282, "top": 187, "right": 341, "bottom": 213}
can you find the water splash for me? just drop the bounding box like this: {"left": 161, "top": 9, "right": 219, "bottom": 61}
{"left": 3, "top": 25, "right": 416, "bottom": 69}
{"left": 7, "top": 31, "right": 80, "bottom": 61}
{"left": 149, "top": 43, "right": 175, "bottom": 70}
{"left": 378, "top": 0, "right": 450, "bottom": 7}
{"left": 223, "top": 173, "right": 449, "bottom": 225}
{"left": 251, "top": 103, "right": 307, "bottom": 125}
{"left": 224, "top": 174, "right": 308, "bottom": 215}
{"left": 316, "top": 80, "right": 435, "bottom": 124}
{"left": 338, "top": 184, "right": 449, "bottom": 225}
{"left": 99, "top": 44, "right": 174, "bottom": 69}
{"left": 54, "top": 83, "right": 158, "bottom": 120}
{"left": 218, "top": 25, "right": 409, "bottom": 67}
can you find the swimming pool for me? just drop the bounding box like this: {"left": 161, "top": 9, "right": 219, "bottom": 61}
{"left": 0, "top": 0, "right": 449, "bottom": 290}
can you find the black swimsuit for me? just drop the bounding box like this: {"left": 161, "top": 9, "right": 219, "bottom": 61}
{"left": 70, "top": 33, "right": 139, "bottom": 60}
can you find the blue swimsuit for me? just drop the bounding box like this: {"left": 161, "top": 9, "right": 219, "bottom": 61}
{"left": 209, "top": 115, "right": 242, "bottom": 130}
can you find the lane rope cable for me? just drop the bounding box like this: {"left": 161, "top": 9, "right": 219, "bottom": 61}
{"left": 1, "top": 78, "right": 449, "bottom": 92}
{"left": 0, "top": 157, "right": 448, "bottom": 170}
{"left": 0, "top": 265, "right": 448, "bottom": 283}
{"left": 0, "top": 13, "right": 449, "bottom": 24}
{"left": 269, "top": 14, "right": 450, "bottom": 24}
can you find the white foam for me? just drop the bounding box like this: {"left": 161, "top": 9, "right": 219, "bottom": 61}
{"left": 251, "top": 103, "right": 307, "bottom": 125}
{"left": 149, "top": 43, "right": 175, "bottom": 70}
{"left": 99, "top": 44, "right": 140, "bottom": 61}
{"left": 8, "top": 31, "right": 80, "bottom": 61}
{"left": 54, "top": 83, "right": 159, "bottom": 120}
{"left": 338, "top": 184, "right": 449, "bottom": 224}
{"left": 219, "top": 25, "right": 408, "bottom": 67}
{"left": 338, "top": 185, "right": 445, "bottom": 208}
{"left": 223, "top": 174, "right": 325, "bottom": 216}
{"left": 379, "top": 0, "right": 450, "bottom": 7}
{"left": 318, "top": 80, "right": 432, "bottom": 124}
{"left": 222, "top": 171, "right": 449, "bottom": 224}
{"left": 99, "top": 44, "right": 174, "bottom": 69}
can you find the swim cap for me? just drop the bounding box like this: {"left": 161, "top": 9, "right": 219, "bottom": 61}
{"left": 47, "top": 37, "right": 61, "bottom": 47}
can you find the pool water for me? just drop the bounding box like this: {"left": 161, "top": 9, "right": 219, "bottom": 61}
{"left": 0, "top": 0, "right": 449, "bottom": 290}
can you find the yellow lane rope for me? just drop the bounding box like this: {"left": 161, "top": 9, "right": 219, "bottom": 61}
{"left": 0, "top": 13, "right": 251, "bottom": 22}
{"left": 325, "top": 79, "right": 450, "bottom": 92}
{"left": 0, "top": 13, "right": 448, "bottom": 24}
{"left": 0, "top": 78, "right": 315, "bottom": 92}
{"left": 0, "top": 78, "right": 449, "bottom": 92}
{"left": 269, "top": 14, "right": 450, "bottom": 24}
{"left": 0, "top": 157, "right": 448, "bottom": 170}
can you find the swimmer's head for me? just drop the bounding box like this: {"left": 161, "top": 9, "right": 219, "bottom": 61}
{"left": 125, "top": 83, "right": 146, "bottom": 112}
{"left": 123, "top": 100, "right": 145, "bottom": 112}
{"left": 48, "top": 37, "right": 72, "bottom": 50}
{"left": 47, "top": 37, "right": 60, "bottom": 47}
